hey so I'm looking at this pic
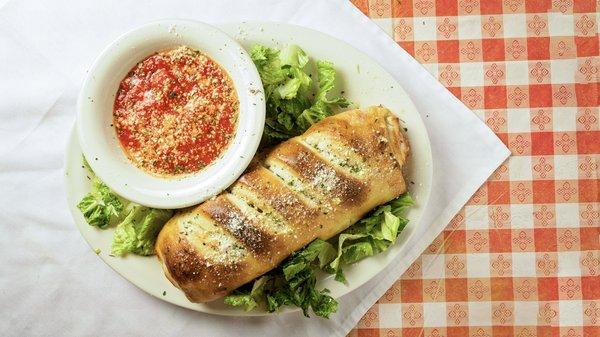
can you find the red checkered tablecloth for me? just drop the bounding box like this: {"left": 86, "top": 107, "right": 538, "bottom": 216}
{"left": 349, "top": 0, "right": 599, "bottom": 336}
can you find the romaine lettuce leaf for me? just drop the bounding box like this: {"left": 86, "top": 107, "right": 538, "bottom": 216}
{"left": 223, "top": 275, "right": 270, "bottom": 311}
{"left": 250, "top": 45, "right": 286, "bottom": 86}
{"left": 77, "top": 177, "right": 123, "bottom": 229}
{"left": 225, "top": 239, "right": 338, "bottom": 318}
{"left": 281, "top": 44, "right": 309, "bottom": 68}
{"left": 325, "top": 194, "right": 414, "bottom": 282}
{"left": 296, "top": 61, "right": 350, "bottom": 131}
{"left": 111, "top": 204, "right": 173, "bottom": 256}
{"left": 77, "top": 158, "right": 173, "bottom": 256}
{"left": 314, "top": 60, "right": 337, "bottom": 101}
{"left": 276, "top": 77, "right": 303, "bottom": 100}
{"left": 223, "top": 293, "right": 257, "bottom": 311}
{"left": 249, "top": 44, "right": 350, "bottom": 146}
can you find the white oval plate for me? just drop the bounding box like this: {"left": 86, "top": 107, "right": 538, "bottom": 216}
{"left": 65, "top": 22, "right": 433, "bottom": 316}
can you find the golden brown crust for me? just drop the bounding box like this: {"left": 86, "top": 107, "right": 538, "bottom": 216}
{"left": 156, "top": 226, "right": 248, "bottom": 301}
{"left": 236, "top": 164, "right": 321, "bottom": 229}
{"left": 155, "top": 106, "right": 411, "bottom": 302}
{"left": 202, "top": 197, "right": 285, "bottom": 261}
{"left": 269, "top": 139, "right": 368, "bottom": 206}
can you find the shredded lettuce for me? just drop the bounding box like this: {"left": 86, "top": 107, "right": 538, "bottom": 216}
{"left": 77, "top": 176, "right": 123, "bottom": 229}
{"left": 250, "top": 45, "right": 287, "bottom": 86}
{"left": 249, "top": 44, "right": 350, "bottom": 145}
{"left": 225, "top": 194, "right": 413, "bottom": 317}
{"left": 223, "top": 293, "right": 258, "bottom": 311}
{"left": 225, "top": 239, "right": 338, "bottom": 318}
{"left": 280, "top": 44, "right": 309, "bottom": 68}
{"left": 296, "top": 61, "right": 350, "bottom": 130}
{"left": 223, "top": 275, "right": 270, "bottom": 311}
{"left": 111, "top": 204, "right": 173, "bottom": 256}
{"left": 324, "top": 194, "right": 413, "bottom": 282}
{"left": 77, "top": 158, "right": 172, "bottom": 256}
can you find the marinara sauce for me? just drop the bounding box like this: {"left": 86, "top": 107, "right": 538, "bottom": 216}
{"left": 113, "top": 46, "right": 238, "bottom": 176}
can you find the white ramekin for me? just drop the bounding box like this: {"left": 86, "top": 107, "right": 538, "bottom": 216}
{"left": 77, "top": 20, "right": 265, "bottom": 209}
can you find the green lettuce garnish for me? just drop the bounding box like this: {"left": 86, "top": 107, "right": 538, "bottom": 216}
{"left": 77, "top": 158, "right": 172, "bottom": 256}
{"left": 297, "top": 61, "right": 350, "bottom": 131}
{"left": 111, "top": 204, "right": 173, "bottom": 256}
{"left": 77, "top": 177, "right": 123, "bottom": 229}
{"left": 249, "top": 44, "right": 350, "bottom": 145}
{"left": 324, "top": 194, "right": 413, "bottom": 283}
{"left": 223, "top": 274, "right": 270, "bottom": 311}
{"left": 225, "top": 194, "right": 413, "bottom": 317}
{"left": 225, "top": 239, "right": 338, "bottom": 318}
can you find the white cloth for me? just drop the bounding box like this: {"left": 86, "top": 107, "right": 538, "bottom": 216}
{"left": 0, "top": 0, "right": 510, "bottom": 336}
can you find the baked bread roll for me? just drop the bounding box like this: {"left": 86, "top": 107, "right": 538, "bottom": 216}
{"left": 155, "top": 106, "right": 410, "bottom": 302}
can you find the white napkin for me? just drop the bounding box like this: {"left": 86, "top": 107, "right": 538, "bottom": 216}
{"left": 0, "top": 0, "right": 510, "bottom": 336}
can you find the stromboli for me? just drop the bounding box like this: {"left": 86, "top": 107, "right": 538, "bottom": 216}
{"left": 155, "top": 106, "right": 411, "bottom": 302}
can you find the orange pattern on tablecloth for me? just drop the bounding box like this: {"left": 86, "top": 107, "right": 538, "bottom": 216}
{"left": 350, "top": 0, "right": 599, "bottom": 336}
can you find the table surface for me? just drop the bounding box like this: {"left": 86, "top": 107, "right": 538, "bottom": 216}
{"left": 349, "top": 1, "right": 599, "bottom": 336}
